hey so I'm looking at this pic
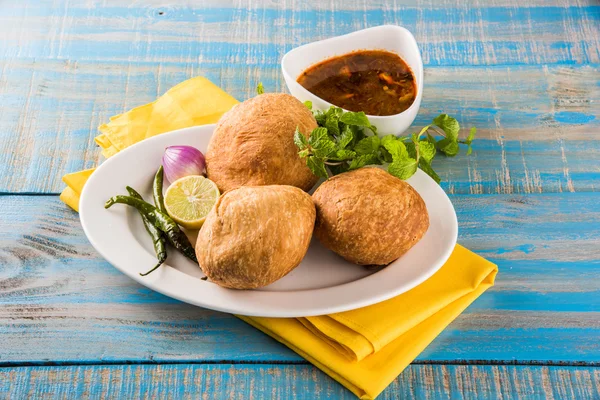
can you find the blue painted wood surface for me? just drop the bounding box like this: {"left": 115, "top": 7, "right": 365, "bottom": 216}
{"left": 2, "top": 364, "right": 599, "bottom": 399}
{"left": 1, "top": 60, "right": 598, "bottom": 194}
{"left": 0, "top": 193, "right": 598, "bottom": 366}
{"left": 0, "top": 0, "right": 599, "bottom": 398}
{"left": 2, "top": 2, "right": 599, "bottom": 65}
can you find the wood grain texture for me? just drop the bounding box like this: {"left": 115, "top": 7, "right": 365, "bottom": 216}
{"left": 1, "top": 0, "right": 599, "bottom": 397}
{"left": 0, "top": 1, "right": 599, "bottom": 195}
{"left": 1, "top": 1, "right": 598, "bottom": 66}
{"left": 1, "top": 364, "right": 599, "bottom": 399}
{"left": 0, "top": 59, "right": 598, "bottom": 194}
{"left": 1, "top": 193, "right": 598, "bottom": 365}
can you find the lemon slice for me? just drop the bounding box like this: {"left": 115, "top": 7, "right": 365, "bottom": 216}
{"left": 164, "top": 175, "right": 220, "bottom": 229}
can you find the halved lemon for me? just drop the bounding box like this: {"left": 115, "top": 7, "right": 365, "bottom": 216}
{"left": 164, "top": 175, "right": 220, "bottom": 229}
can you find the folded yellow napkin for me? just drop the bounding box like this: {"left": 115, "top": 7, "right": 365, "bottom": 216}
{"left": 60, "top": 77, "right": 239, "bottom": 211}
{"left": 240, "top": 245, "right": 496, "bottom": 398}
{"left": 61, "top": 77, "right": 497, "bottom": 399}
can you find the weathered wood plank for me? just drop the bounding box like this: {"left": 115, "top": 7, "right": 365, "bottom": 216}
{"left": 7, "top": 0, "right": 600, "bottom": 9}
{"left": 1, "top": 1, "right": 598, "bottom": 66}
{"left": 0, "top": 59, "right": 598, "bottom": 194}
{"left": 1, "top": 364, "right": 599, "bottom": 399}
{"left": 1, "top": 193, "right": 598, "bottom": 364}
{"left": 1, "top": 1, "right": 598, "bottom": 397}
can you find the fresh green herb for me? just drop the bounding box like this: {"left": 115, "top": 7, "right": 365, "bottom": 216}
{"left": 354, "top": 136, "right": 381, "bottom": 156}
{"left": 348, "top": 153, "right": 379, "bottom": 170}
{"left": 306, "top": 156, "right": 328, "bottom": 178}
{"left": 256, "top": 82, "right": 264, "bottom": 95}
{"left": 293, "top": 127, "right": 309, "bottom": 150}
{"left": 294, "top": 107, "right": 475, "bottom": 183}
{"left": 388, "top": 157, "right": 418, "bottom": 180}
{"left": 464, "top": 127, "right": 476, "bottom": 155}
{"left": 433, "top": 114, "right": 459, "bottom": 140}
{"left": 308, "top": 127, "right": 336, "bottom": 158}
{"left": 337, "top": 126, "right": 354, "bottom": 149}
{"left": 339, "top": 111, "right": 369, "bottom": 126}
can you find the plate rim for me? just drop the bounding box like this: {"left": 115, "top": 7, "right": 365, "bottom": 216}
{"left": 80, "top": 125, "right": 458, "bottom": 317}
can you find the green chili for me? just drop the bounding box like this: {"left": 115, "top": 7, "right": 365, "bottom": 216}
{"left": 105, "top": 195, "right": 198, "bottom": 263}
{"left": 126, "top": 187, "right": 168, "bottom": 276}
{"left": 153, "top": 165, "right": 167, "bottom": 213}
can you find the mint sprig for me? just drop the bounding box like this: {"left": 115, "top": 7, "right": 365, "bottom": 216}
{"left": 295, "top": 106, "right": 475, "bottom": 183}
{"left": 256, "top": 82, "right": 265, "bottom": 95}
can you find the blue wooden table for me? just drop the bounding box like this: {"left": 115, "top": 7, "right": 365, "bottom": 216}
{"left": 1, "top": 1, "right": 599, "bottom": 398}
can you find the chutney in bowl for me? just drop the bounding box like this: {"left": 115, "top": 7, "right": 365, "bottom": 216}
{"left": 281, "top": 25, "right": 423, "bottom": 135}
{"left": 297, "top": 50, "right": 416, "bottom": 117}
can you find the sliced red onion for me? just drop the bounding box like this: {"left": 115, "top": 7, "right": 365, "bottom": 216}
{"left": 162, "top": 145, "right": 206, "bottom": 183}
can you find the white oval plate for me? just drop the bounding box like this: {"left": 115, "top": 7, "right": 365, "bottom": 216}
{"left": 80, "top": 125, "right": 457, "bottom": 317}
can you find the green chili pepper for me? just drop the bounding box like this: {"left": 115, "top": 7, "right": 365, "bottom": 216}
{"left": 153, "top": 166, "right": 167, "bottom": 214}
{"left": 105, "top": 195, "right": 198, "bottom": 263}
{"left": 126, "top": 187, "right": 168, "bottom": 276}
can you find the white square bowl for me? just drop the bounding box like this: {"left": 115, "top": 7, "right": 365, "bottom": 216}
{"left": 282, "top": 25, "right": 423, "bottom": 135}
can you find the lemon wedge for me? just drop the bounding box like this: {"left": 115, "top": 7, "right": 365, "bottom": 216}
{"left": 164, "top": 175, "right": 220, "bottom": 229}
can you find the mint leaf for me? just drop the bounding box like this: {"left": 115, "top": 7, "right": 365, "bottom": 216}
{"left": 437, "top": 138, "right": 459, "bottom": 156}
{"left": 381, "top": 135, "right": 396, "bottom": 163}
{"left": 354, "top": 136, "right": 381, "bottom": 155}
{"left": 338, "top": 125, "right": 354, "bottom": 149}
{"left": 340, "top": 111, "right": 371, "bottom": 127}
{"left": 381, "top": 135, "right": 395, "bottom": 146}
{"left": 348, "top": 154, "right": 379, "bottom": 170}
{"left": 466, "top": 127, "right": 476, "bottom": 144}
{"left": 388, "top": 158, "right": 418, "bottom": 180}
{"left": 308, "top": 127, "right": 329, "bottom": 147}
{"left": 327, "top": 107, "right": 344, "bottom": 118}
{"left": 380, "top": 147, "right": 393, "bottom": 163}
{"left": 308, "top": 127, "right": 336, "bottom": 158}
{"left": 465, "top": 126, "right": 476, "bottom": 155}
{"left": 433, "top": 114, "right": 459, "bottom": 140}
{"left": 382, "top": 135, "right": 408, "bottom": 161}
{"left": 418, "top": 140, "right": 436, "bottom": 162}
{"left": 304, "top": 100, "right": 313, "bottom": 110}
{"left": 298, "top": 149, "right": 309, "bottom": 158}
{"left": 294, "top": 128, "right": 308, "bottom": 150}
{"left": 406, "top": 141, "right": 417, "bottom": 159}
{"left": 313, "top": 110, "right": 326, "bottom": 125}
{"left": 339, "top": 111, "right": 378, "bottom": 135}
{"left": 416, "top": 124, "right": 431, "bottom": 139}
{"left": 306, "top": 156, "right": 328, "bottom": 178}
{"left": 314, "top": 141, "right": 336, "bottom": 158}
{"left": 256, "top": 82, "right": 264, "bottom": 95}
{"left": 350, "top": 125, "right": 366, "bottom": 147}
{"left": 331, "top": 149, "right": 356, "bottom": 161}
{"left": 419, "top": 158, "right": 441, "bottom": 183}
{"left": 325, "top": 113, "right": 340, "bottom": 137}
{"left": 426, "top": 132, "right": 436, "bottom": 145}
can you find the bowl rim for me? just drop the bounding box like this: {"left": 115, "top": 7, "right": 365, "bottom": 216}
{"left": 281, "top": 25, "right": 424, "bottom": 120}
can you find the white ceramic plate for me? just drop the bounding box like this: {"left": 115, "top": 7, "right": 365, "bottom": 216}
{"left": 80, "top": 125, "right": 457, "bottom": 317}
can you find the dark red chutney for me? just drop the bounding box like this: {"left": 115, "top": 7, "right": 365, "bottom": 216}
{"left": 297, "top": 50, "right": 417, "bottom": 116}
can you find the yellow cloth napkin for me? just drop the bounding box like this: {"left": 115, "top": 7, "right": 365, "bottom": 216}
{"left": 240, "top": 245, "right": 496, "bottom": 399}
{"left": 60, "top": 77, "right": 497, "bottom": 399}
{"left": 60, "top": 77, "right": 238, "bottom": 211}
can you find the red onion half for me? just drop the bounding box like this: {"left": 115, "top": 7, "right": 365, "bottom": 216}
{"left": 162, "top": 145, "right": 206, "bottom": 183}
